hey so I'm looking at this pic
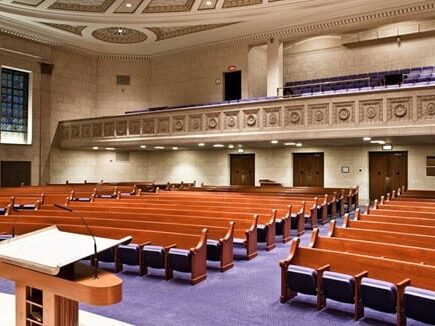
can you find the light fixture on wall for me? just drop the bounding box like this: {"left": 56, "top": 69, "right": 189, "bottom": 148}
{"left": 238, "top": 148, "right": 245, "bottom": 153}
{"left": 382, "top": 144, "right": 393, "bottom": 150}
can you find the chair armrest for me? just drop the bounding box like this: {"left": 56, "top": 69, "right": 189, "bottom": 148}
{"left": 354, "top": 271, "right": 369, "bottom": 280}
{"left": 164, "top": 243, "right": 177, "bottom": 252}
{"left": 279, "top": 238, "right": 300, "bottom": 268}
{"left": 137, "top": 241, "right": 152, "bottom": 249}
{"left": 396, "top": 278, "right": 411, "bottom": 290}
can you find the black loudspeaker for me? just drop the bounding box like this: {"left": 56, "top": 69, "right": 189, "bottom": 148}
{"left": 40, "top": 62, "right": 54, "bottom": 75}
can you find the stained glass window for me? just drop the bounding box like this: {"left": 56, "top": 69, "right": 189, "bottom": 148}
{"left": 1, "top": 68, "right": 29, "bottom": 133}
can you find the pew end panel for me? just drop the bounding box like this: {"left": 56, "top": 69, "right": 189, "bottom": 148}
{"left": 217, "top": 222, "right": 235, "bottom": 272}
{"left": 189, "top": 228, "right": 208, "bottom": 285}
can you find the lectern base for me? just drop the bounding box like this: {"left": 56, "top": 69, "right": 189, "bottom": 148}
{"left": 16, "top": 283, "right": 79, "bottom": 326}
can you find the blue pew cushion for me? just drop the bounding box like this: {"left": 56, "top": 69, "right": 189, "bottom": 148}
{"left": 168, "top": 248, "right": 191, "bottom": 273}
{"left": 322, "top": 271, "right": 355, "bottom": 304}
{"left": 206, "top": 239, "right": 221, "bottom": 261}
{"left": 143, "top": 245, "right": 165, "bottom": 269}
{"left": 97, "top": 248, "right": 115, "bottom": 263}
{"left": 0, "top": 208, "right": 6, "bottom": 215}
{"left": 275, "top": 219, "right": 283, "bottom": 236}
{"left": 74, "top": 197, "right": 91, "bottom": 202}
{"left": 233, "top": 238, "right": 245, "bottom": 245}
{"left": 287, "top": 265, "right": 317, "bottom": 295}
{"left": 98, "top": 194, "right": 115, "bottom": 198}
{"left": 361, "top": 278, "right": 397, "bottom": 313}
{"left": 257, "top": 224, "right": 267, "bottom": 243}
{"left": 118, "top": 244, "right": 139, "bottom": 266}
{"left": 404, "top": 286, "right": 435, "bottom": 325}
{"left": 0, "top": 234, "right": 12, "bottom": 241}
{"left": 22, "top": 204, "right": 36, "bottom": 209}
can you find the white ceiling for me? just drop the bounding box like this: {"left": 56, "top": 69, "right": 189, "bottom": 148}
{"left": 0, "top": 0, "right": 434, "bottom": 56}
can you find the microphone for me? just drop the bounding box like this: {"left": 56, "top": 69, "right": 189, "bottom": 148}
{"left": 53, "top": 203, "right": 99, "bottom": 279}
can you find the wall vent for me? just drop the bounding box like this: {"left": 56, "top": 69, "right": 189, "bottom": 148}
{"left": 116, "top": 75, "right": 130, "bottom": 85}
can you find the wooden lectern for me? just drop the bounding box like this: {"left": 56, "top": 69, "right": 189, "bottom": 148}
{"left": 0, "top": 226, "right": 131, "bottom": 326}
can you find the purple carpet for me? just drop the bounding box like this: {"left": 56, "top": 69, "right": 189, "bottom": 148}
{"left": 0, "top": 217, "right": 428, "bottom": 325}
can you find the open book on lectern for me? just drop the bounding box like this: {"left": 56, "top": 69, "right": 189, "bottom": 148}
{"left": 0, "top": 226, "right": 132, "bottom": 275}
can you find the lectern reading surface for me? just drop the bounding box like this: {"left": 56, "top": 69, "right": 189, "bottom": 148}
{"left": 0, "top": 226, "right": 130, "bottom": 326}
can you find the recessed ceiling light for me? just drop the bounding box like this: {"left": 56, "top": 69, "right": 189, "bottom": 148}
{"left": 370, "top": 140, "right": 386, "bottom": 145}
{"left": 198, "top": 143, "right": 205, "bottom": 147}
{"left": 296, "top": 143, "right": 302, "bottom": 147}
{"left": 382, "top": 144, "right": 393, "bottom": 150}
{"left": 271, "top": 140, "right": 279, "bottom": 144}
{"left": 92, "top": 146, "right": 99, "bottom": 150}
{"left": 238, "top": 148, "right": 245, "bottom": 153}
{"left": 172, "top": 147, "right": 178, "bottom": 150}
{"left": 154, "top": 146, "right": 165, "bottom": 149}
{"left": 125, "top": 2, "right": 133, "bottom": 7}
{"left": 363, "top": 137, "right": 371, "bottom": 141}
{"left": 237, "top": 144, "right": 243, "bottom": 148}
{"left": 284, "top": 142, "right": 296, "bottom": 146}
{"left": 140, "top": 145, "right": 147, "bottom": 149}
{"left": 105, "top": 147, "right": 115, "bottom": 151}
{"left": 117, "top": 28, "right": 124, "bottom": 34}
{"left": 205, "top": 0, "right": 212, "bottom": 5}
{"left": 213, "top": 144, "right": 224, "bottom": 148}
{"left": 228, "top": 144, "right": 234, "bottom": 149}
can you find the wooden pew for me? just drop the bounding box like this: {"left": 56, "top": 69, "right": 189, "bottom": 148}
{"left": 0, "top": 222, "right": 208, "bottom": 285}
{"left": 328, "top": 220, "right": 435, "bottom": 250}
{"left": 21, "top": 207, "right": 260, "bottom": 260}
{"left": 309, "top": 228, "right": 435, "bottom": 266}
{"left": 356, "top": 208, "right": 435, "bottom": 227}
{"left": 279, "top": 238, "right": 435, "bottom": 325}
{"left": 342, "top": 215, "right": 435, "bottom": 237}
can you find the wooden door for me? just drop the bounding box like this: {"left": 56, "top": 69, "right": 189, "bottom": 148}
{"left": 293, "top": 153, "right": 324, "bottom": 187}
{"left": 230, "top": 154, "right": 255, "bottom": 186}
{"left": 369, "top": 151, "right": 407, "bottom": 201}
{"left": 1, "top": 161, "right": 31, "bottom": 187}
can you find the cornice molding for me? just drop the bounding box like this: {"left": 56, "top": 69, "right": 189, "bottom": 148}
{"left": 1, "top": 0, "right": 435, "bottom": 60}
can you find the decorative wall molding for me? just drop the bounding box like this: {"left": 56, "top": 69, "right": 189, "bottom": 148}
{"left": 58, "top": 87, "right": 435, "bottom": 149}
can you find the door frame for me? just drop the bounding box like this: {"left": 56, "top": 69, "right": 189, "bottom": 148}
{"left": 292, "top": 152, "right": 324, "bottom": 187}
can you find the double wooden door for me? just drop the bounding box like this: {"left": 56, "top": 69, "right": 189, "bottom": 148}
{"left": 230, "top": 154, "right": 255, "bottom": 186}
{"left": 1, "top": 161, "right": 31, "bottom": 187}
{"left": 369, "top": 151, "right": 407, "bottom": 201}
{"left": 293, "top": 153, "right": 324, "bottom": 187}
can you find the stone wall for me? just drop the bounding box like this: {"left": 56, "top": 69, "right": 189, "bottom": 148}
{"left": 49, "top": 144, "right": 435, "bottom": 203}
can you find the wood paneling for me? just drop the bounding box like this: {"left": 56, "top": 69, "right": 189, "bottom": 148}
{"left": 369, "top": 151, "right": 407, "bottom": 201}
{"left": 230, "top": 154, "right": 255, "bottom": 186}
{"left": 293, "top": 153, "right": 324, "bottom": 187}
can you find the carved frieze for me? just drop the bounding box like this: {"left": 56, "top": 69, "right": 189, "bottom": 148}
{"left": 359, "top": 99, "right": 383, "bottom": 123}
{"left": 71, "top": 125, "right": 80, "bottom": 139}
{"left": 308, "top": 104, "right": 329, "bottom": 125}
{"left": 284, "top": 105, "right": 304, "bottom": 127}
{"left": 387, "top": 97, "right": 412, "bottom": 121}
{"left": 104, "top": 122, "right": 115, "bottom": 137}
{"left": 263, "top": 107, "right": 281, "bottom": 128}
{"left": 157, "top": 118, "right": 170, "bottom": 134}
{"left": 142, "top": 119, "right": 155, "bottom": 135}
{"left": 173, "top": 116, "right": 186, "bottom": 133}
{"left": 332, "top": 102, "right": 355, "bottom": 124}
{"left": 93, "top": 123, "right": 102, "bottom": 138}
{"left": 243, "top": 109, "right": 260, "bottom": 129}
{"left": 189, "top": 115, "right": 203, "bottom": 132}
{"left": 116, "top": 121, "right": 127, "bottom": 136}
{"left": 417, "top": 95, "right": 435, "bottom": 120}
{"left": 81, "top": 124, "right": 91, "bottom": 138}
{"left": 61, "top": 126, "right": 70, "bottom": 140}
{"left": 128, "top": 120, "right": 141, "bottom": 135}
{"left": 205, "top": 113, "right": 221, "bottom": 131}
{"left": 224, "top": 111, "right": 239, "bottom": 130}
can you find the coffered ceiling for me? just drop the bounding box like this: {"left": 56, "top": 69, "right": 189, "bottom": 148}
{"left": 0, "top": 0, "right": 434, "bottom": 56}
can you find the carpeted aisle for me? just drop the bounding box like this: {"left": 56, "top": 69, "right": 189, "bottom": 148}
{"left": 0, "top": 219, "right": 428, "bottom": 325}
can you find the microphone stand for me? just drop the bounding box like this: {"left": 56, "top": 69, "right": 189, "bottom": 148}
{"left": 53, "top": 203, "right": 99, "bottom": 279}
{"left": 11, "top": 205, "right": 20, "bottom": 238}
